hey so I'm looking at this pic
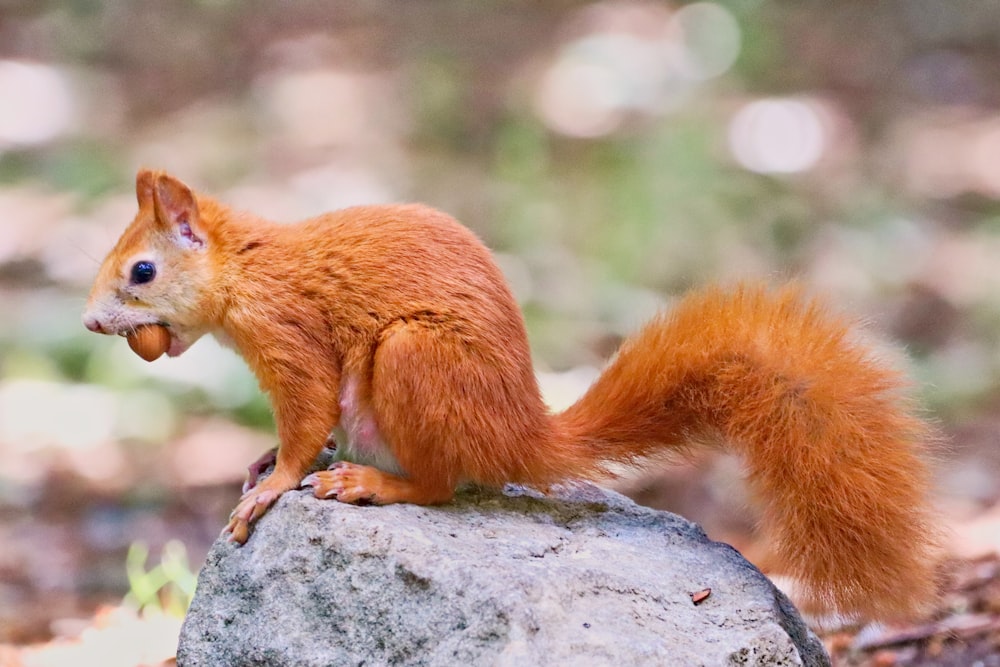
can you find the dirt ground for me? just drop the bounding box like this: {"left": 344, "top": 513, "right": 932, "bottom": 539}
{"left": 821, "top": 554, "right": 1000, "bottom": 666}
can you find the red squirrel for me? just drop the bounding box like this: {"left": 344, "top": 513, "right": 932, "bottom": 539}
{"left": 83, "top": 169, "right": 939, "bottom": 621}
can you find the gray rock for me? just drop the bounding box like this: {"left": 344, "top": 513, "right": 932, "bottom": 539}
{"left": 177, "top": 484, "right": 829, "bottom": 667}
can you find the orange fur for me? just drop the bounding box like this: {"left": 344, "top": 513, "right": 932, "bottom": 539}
{"left": 84, "top": 170, "right": 940, "bottom": 621}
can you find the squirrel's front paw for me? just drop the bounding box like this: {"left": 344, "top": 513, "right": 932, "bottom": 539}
{"left": 224, "top": 472, "right": 297, "bottom": 544}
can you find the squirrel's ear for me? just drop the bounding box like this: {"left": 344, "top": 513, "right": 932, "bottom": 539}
{"left": 153, "top": 174, "right": 206, "bottom": 250}
{"left": 136, "top": 169, "right": 156, "bottom": 209}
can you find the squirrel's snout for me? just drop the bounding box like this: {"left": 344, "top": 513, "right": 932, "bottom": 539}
{"left": 83, "top": 313, "right": 106, "bottom": 334}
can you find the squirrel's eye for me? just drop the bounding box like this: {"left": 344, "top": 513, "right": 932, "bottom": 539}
{"left": 130, "top": 261, "right": 156, "bottom": 285}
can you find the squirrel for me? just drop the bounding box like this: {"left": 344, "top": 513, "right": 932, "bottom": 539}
{"left": 83, "top": 169, "right": 939, "bottom": 622}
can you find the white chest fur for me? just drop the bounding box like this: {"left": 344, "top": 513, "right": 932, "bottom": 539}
{"left": 332, "top": 374, "right": 403, "bottom": 475}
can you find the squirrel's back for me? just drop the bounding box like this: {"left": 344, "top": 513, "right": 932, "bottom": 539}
{"left": 236, "top": 204, "right": 529, "bottom": 343}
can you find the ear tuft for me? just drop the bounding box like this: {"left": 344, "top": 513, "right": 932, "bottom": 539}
{"left": 153, "top": 174, "right": 205, "bottom": 249}
{"left": 136, "top": 169, "right": 157, "bottom": 209}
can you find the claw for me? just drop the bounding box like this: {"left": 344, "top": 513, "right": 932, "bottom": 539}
{"left": 300, "top": 473, "right": 318, "bottom": 488}
{"left": 226, "top": 520, "right": 249, "bottom": 544}
{"left": 223, "top": 479, "right": 290, "bottom": 545}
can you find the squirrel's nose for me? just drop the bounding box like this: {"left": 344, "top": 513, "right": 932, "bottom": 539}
{"left": 83, "top": 314, "right": 105, "bottom": 333}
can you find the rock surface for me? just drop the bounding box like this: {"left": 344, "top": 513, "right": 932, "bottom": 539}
{"left": 177, "top": 484, "right": 829, "bottom": 667}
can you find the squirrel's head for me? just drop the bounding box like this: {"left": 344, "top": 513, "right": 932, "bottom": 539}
{"left": 82, "top": 169, "right": 219, "bottom": 357}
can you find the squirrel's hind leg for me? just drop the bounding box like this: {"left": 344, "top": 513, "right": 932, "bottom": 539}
{"left": 308, "top": 318, "right": 551, "bottom": 504}
{"left": 371, "top": 318, "right": 548, "bottom": 497}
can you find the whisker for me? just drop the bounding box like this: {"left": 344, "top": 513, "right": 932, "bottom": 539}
{"left": 71, "top": 241, "right": 100, "bottom": 266}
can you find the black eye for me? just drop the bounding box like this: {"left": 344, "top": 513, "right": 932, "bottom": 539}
{"left": 130, "top": 261, "right": 156, "bottom": 285}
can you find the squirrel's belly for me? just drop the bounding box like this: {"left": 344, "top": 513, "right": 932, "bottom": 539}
{"left": 332, "top": 373, "right": 404, "bottom": 475}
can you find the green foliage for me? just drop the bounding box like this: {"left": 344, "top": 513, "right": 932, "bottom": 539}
{"left": 123, "top": 540, "right": 198, "bottom": 618}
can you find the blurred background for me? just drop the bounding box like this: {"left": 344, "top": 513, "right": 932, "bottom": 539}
{"left": 2, "top": 1, "right": 1000, "bottom": 664}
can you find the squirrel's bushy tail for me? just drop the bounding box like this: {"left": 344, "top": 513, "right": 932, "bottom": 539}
{"left": 553, "top": 283, "right": 939, "bottom": 621}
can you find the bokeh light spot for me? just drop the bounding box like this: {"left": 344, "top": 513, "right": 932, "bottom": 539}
{"left": 673, "top": 3, "right": 741, "bottom": 80}
{"left": 728, "top": 98, "right": 826, "bottom": 174}
{"left": 0, "top": 60, "right": 74, "bottom": 146}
